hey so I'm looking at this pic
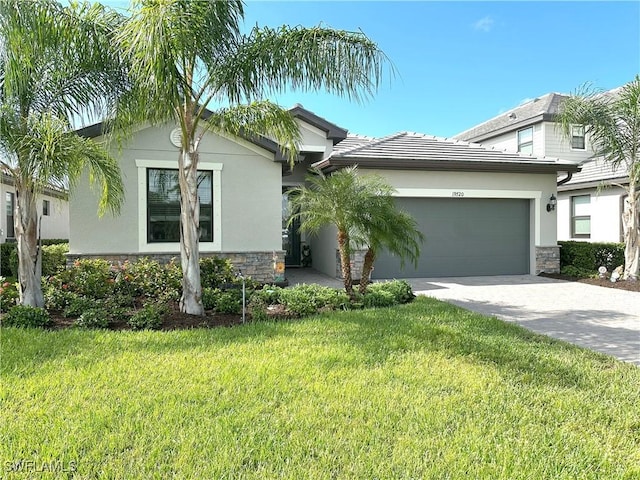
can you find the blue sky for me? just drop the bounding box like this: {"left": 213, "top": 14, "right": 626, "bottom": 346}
{"left": 106, "top": 1, "right": 639, "bottom": 138}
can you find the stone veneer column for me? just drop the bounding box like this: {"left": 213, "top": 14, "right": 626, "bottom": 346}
{"left": 335, "top": 249, "right": 367, "bottom": 280}
{"left": 535, "top": 246, "right": 560, "bottom": 274}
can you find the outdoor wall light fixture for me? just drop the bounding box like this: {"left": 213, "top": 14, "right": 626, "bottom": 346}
{"left": 546, "top": 194, "right": 557, "bottom": 212}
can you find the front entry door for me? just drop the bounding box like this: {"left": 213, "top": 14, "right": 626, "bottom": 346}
{"left": 282, "top": 191, "right": 301, "bottom": 266}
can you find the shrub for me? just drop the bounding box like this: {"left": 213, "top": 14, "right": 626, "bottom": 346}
{"left": 0, "top": 243, "right": 17, "bottom": 277}
{"left": 116, "top": 258, "right": 181, "bottom": 301}
{"left": 367, "top": 280, "right": 415, "bottom": 304}
{"left": 3, "top": 305, "right": 50, "bottom": 328}
{"left": 0, "top": 278, "right": 19, "bottom": 312}
{"left": 200, "top": 256, "right": 236, "bottom": 288}
{"left": 63, "top": 295, "right": 102, "bottom": 318}
{"left": 560, "top": 265, "right": 596, "bottom": 278}
{"left": 247, "top": 295, "right": 269, "bottom": 321}
{"left": 43, "top": 281, "right": 78, "bottom": 311}
{"left": 363, "top": 289, "right": 396, "bottom": 308}
{"left": 128, "top": 303, "right": 167, "bottom": 330}
{"left": 75, "top": 309, "right": 110, "bottom": 329}
{"left": 279, "top": 284, "right": 350, "bottom": 317}
{"left": 559, "top": 241, "right": 624, "bottom": 273}
{"left": 41, "top": 243, "right": 68, "bottom": 276}
{"left": 202, "top": 287, "right": 245, "bottom": 314}
{"left": 56, "top": 259, "right": 115, "bottom": 299}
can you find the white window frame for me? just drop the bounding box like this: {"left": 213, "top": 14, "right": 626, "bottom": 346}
{"left": 570, "top": 125, "right": 585, "bottom": 150}
{"left": 517, "top": 127, "right": 533, "bottom": 154}
{"left": 571, "top": 194, "right": 591, "bottom": 238}
{"left": 136, "top": 159, "right": 222, "bottom": 252}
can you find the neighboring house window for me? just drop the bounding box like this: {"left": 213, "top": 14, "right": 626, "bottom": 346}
{"left": 43, "top": 199, "right": 50, "bottom": 216}
{"left": 571, "top": 125, "right": 585, "bottom": 150}
{"left": 517, "top": 127, "right": 533, "bottom": 154}
{"left": 571, "top": 194, "right": 591, "bottom": 238}
{"left": 5, "top": 192, "right": 15, "bottom": 238}
{"left": 147, "top": 168, "right": 213, "bottom": 243}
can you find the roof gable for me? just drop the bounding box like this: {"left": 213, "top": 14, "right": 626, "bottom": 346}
{"left": 454, "top": 93, "right": 568, "bottom": 142}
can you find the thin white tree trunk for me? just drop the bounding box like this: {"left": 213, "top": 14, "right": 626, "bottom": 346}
{"left": 178, "top": 147, "right": 204, "bottom": 315}
{"left": 15, "top": 187, "right": 44, "bottom": 307}
{"left": 622, "top": 180, "right": 639, "bottom": 280}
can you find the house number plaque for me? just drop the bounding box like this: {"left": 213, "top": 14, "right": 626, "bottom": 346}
{"left": 452, "top": 191, "right": 465, "bottom": 197}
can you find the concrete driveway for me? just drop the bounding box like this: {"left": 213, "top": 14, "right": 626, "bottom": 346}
{"left": 410, "top": 275, "right": 640, "bottom": 366}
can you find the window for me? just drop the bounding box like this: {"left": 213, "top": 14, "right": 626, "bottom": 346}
{"left": 571, "top": 195, "right": 591, "bottom": 238}
{"left": 571, "top": 125, "right": 585, "bottom": 150}
{"left": 43, "top": 199, "right": 50, "bottom": 216}
{"left": 517, "top": 127, "right": 533, "bottom": 154}
{"left": 5, "top": 192, "right": 15, "bottom": 238}
{"left": 147, "top": 168, "right": 213, "bottom": 243}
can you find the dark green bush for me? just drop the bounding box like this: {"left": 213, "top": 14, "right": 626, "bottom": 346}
{"left": 41, "top": 243, "right": 68, "bottom": 276}
{"left": 202, "top": 287, "right": 244, "bottom": 314}
{"left": 9, "top": 242, "right": 69, "bottom": 277}
{"left": 3, "top": 305, "right": 50, "bottom": 328}
{"left": 367, "top": 280, "right": 415, "bottom": 304}
{"left": 200, "top": 256, "right": 236, "bottom": 288}
{"left": 128, "top": 303, "right": 167, "bottom": 330}
{"left": 363, "top": 289, "right": 396, "bottom": 308}
{"left": 0, "top": 243, "right": 16, "bottom": 277}
{"left": 75, "top": 309, "right": 110, "bottom": 329}
{"left": 63, "top": 295, "right": 102, "bottom": 318}
{"left": 559, "top": 241, "right": 624, "bottom": 274}
{"left": 560, "top": 265, "right": 596, "bottom": 278}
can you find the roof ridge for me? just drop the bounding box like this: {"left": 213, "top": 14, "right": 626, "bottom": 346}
{"left": 454, "top": 92, "right": 569, "bottom": 139}
{"left": 335, "top": 131, "right": 405, "bottom": 155}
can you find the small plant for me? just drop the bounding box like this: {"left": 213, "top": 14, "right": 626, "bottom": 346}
{"left": 368, "top": 280, "right": 415, "bottom": 304}
{"left": 0, "top": 278, "right": 19, "bottom": 312}
{"left": 63, "top": 296, "right": 102, "bottom": 318}
{"left": 128, "top": 303, "right": 167, "bottom": 330}
{"left": 75, "top": 309, "right": 110, "bottom": 329}
{"left": 2, "top": 305, "right": 51, "bottom": 328}
{"left": 560, "top": 265, "right": 595, "bottom": 278}
{"left": 116, "top": 258, "right": 181, "bottom": 301}
{"left": 363, "top": 289, "right": 396, "bottom": 308}
{"left": 200, "top": 256, "right": 236, "bottom": 288}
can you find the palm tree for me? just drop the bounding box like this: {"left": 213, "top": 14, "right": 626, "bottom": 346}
{"left": 289, "top": 167, "right": 422, "bottom": 296}
{"left": 557, "top": 77, "right": 640, "bottom": 280}
{"left": 114, "top": 0, "right": 388, "bottom": 314}
{"left": 354, "top": 205, "right": 423, "bottom": 295}
{"left": 0, "top": 0, "right": 125, "bottom": 307}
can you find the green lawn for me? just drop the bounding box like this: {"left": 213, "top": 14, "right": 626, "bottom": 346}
{"left": 1, "top": 297, "right": 639, "bottom": 479}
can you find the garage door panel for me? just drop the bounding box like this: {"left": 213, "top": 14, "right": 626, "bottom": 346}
{"left": 372, "top": 198, "right": 530, "bottom": 278}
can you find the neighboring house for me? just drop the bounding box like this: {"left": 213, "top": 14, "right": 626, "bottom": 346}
{"left": 0, "top": 174, "right": 69, "bottom": 244}
{"left": 454, "top": 87, "right": 630, "bottom": 244}
{"left": 71, "top": 106, "right": 578, "bottom": 281}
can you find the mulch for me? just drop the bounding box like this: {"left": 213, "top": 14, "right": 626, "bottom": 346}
{"left": 539, "top": 273, "right": 640, "bottom": 292}
{"left": 48, "top": 302, "right": 246, "bottom": 331}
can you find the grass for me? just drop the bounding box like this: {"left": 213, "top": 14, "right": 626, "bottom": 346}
{"left": 1, "top": 296, "right": 639, "bottom": 479}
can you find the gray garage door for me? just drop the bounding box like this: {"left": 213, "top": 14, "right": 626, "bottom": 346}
{"left": 372, "top": 198, "right": 530, "bottom": 278}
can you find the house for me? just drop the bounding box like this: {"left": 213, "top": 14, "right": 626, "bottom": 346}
{"left": 70, "top": 106, "right": 579, "bottom": 282}
{"left": 454, "top": 87, "right": 630, "bottom": 243}
{"left": 0, "top": 174, "right": 69, "bottom": 244}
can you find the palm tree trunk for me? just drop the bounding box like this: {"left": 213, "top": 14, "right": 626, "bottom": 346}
{"left": 15, "top": 187, "right": 44, "bottom": 307}
{"left": 358, "top": 248, "right": 376, "bottom": 295}
{"left": 622, "top": 180, "right": 639, "bottom": 281}
{"left": 337, "top": 229, "right": 354, "bottom": 297}
{"left": 178, "top": 148, "right": 205, "bottom": 315}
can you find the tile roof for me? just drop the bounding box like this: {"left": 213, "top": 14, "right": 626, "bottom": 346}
{"left": 333, "top": 134, "right": 374, "bottom": 153}
{"left": 314, "top": 132, "right": 579, "bottom": 173}
{"left": 454, "top": 93, "right": 568, "bottom": 142}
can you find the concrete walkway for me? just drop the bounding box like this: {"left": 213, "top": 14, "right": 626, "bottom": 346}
{"left": 286, "top": 269, "right": 640, "bottom": 366}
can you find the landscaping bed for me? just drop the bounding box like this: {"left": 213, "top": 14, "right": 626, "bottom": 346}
{"left": 540, "top": 272, "right": 640, "bottom": 292}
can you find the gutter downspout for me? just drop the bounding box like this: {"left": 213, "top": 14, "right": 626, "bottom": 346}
{"left": 557, "top": 172, "right": 573, "bottom": 186}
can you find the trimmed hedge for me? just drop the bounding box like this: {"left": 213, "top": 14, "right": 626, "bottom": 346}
{"left": 559, "top": 241, "right": 624, "bottom": 273}
{"left": 1, "top": 239, "right": 68, "bottom": 277}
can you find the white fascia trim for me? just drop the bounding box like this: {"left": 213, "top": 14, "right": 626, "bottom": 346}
{"left": 394, "top": 187, "right": 544, "bottom": 245}
{"left": 135, "top": 159, "right": 222, "bottom": 253}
